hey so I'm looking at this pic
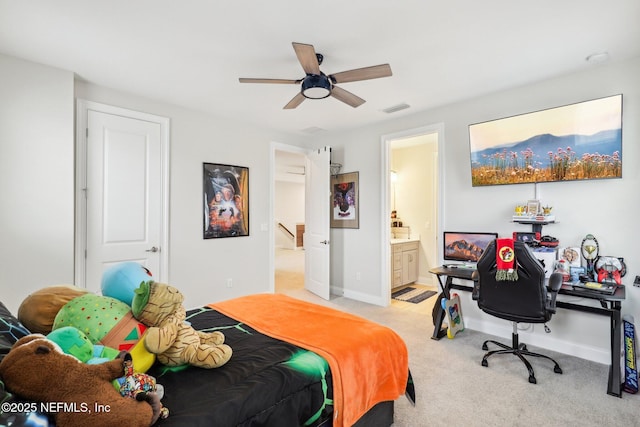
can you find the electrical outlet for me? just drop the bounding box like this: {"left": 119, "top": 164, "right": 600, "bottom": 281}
{"left": 356, "top": 272, "right": 362, "bottom": 281}
{"left": 634, "top": 275, "right": 640, "bottom": 287}
{"left": 226, "top": 278, "right": 233, "bottom": 288}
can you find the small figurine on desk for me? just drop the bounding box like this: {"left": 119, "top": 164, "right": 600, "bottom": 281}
{"left": 514, "top": 205, "right": 526, "bottom": 216}
{"left": 441, "top": 293, "right": 464, "bottom": 339}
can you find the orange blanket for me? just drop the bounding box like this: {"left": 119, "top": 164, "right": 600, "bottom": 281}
{"left": 210, "top": 294, "right": 408, "bottom": 427}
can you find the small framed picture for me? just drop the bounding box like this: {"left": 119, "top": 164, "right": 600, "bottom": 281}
{"left": 559, "top": 247, "right": 581, "bottom": 267}
{"left": 526, "top": 199, "right": 540, "bottom": 216}
{"left": 331, "top": 172, "right": 359, "bottom": 229}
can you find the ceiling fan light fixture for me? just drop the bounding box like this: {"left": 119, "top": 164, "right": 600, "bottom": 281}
{"left": 301, "top": 74, "right": 332, "bottom": 99}
{"left": 239, "top": 42, "right": 392, "bottom": 109}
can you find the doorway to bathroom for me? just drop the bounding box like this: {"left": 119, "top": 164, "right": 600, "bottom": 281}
{"left": 382, "top": 124, "right": 444, "bottom": 307}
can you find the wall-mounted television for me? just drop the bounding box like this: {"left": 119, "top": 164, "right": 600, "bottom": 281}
{"left": 443, "top": 231, "right": 498, "bottom": 264}
{"left": 468, "top": 94, "right": 622, "bottom": 187}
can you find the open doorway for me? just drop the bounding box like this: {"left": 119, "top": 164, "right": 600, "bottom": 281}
{"left": 273, "top": 147, "right": 306, "bottom": 293}
{"left": 382, "top": 124, "right": 444, "bottom": 310}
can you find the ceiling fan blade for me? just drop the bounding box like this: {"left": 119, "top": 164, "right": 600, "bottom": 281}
{"left": 292, "top": 42, "right": 320, "bottom": 75}
{"left": 283, "top": 92, "right": 306, "bottom": 109}
{"left": 330, "top": 64, "right": 392, "bottom": 84}
{"left": 239, "top": 78, "right": 299, "bottom": 84}
{"left": 330, "top": 86, "right": 365, "bottom": 108}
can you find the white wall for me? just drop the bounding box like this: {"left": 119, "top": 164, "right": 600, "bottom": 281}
{"left": 0, "top": 54, "right": 75, "bottom": 313}
{"left": 320, "top": 56, "right": 640, "bottom": 362}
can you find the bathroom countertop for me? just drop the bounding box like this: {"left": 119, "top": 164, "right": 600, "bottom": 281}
{"left": 390, "top": 237, "right": 420, "bottom": 245}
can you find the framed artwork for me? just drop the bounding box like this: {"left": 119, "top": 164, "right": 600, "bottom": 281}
{"left": 526, "top": 200, "right": 540, "bottom": 216}
{"left": 331, "top": 172, "right": 359, "bottom": 229}
{"left": 559, "top": 247, "right": 581, "bottom": 267}
{"left": 203, "top": 163, "right": 249, "bottom": 238}
{"left": 468, "top": 94, "right": 622, "bottom": 186}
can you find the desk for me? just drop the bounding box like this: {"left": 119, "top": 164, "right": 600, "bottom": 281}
{"left": 429, "top": 266, "right": 626, "bottom": 397}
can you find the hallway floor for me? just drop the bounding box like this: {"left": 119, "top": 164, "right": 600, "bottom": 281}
{"left": 275, "top": 247, "right": 438, "bottom": 315}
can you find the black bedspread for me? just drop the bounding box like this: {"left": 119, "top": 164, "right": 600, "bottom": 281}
{"left": 148, "top": 306, "right": 335, "bottom": 427}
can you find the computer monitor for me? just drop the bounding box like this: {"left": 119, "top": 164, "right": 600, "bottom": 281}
{"left": 443, "top": 231, "right": 498, "bottom": 265}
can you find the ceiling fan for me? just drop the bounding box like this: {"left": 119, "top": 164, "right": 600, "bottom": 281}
{"left": 239, "top": 42, "right": 392, "bottom": 109}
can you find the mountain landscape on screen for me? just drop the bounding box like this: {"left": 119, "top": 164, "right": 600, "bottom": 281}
{"left": 469, "top": 129, "right": 622, "bottom": 186}
{"left": 444, "top": 239, "right": 486, "bottom": 262}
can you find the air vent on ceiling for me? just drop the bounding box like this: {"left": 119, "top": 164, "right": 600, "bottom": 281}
{"left": 301, "top": 126, "right": 326, "bottom": 134}
{"left": 382, "top": 103, "right": 410, "bottom": 114}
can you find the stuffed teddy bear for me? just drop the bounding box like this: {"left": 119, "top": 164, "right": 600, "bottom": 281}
{"left": 131, "top": 280, "right": 232, "bottom": 368}
{"left": 0, "top": 334, "right": 162, "bottom": 427}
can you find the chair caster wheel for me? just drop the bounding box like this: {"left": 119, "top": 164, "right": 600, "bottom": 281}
{"left": 481, "top": 359, "right": 488, "bottom": 367}
{"left": 529, "top": 376, "right": 537, "bottom": 384}
{"left": 521, "top": 345, "right": 528, "bottom": 351}
{"left": 554, "top": 366, "right": 563, "bottom": 374}
{"left": 482, "top": 343, "right": 488, "bottom": 351}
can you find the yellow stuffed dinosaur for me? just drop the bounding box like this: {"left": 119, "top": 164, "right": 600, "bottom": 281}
{"left": 131, "top": 281, "right": 232, "bottom": 369}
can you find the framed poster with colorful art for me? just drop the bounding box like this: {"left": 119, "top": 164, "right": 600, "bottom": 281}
{"left": 203, "top": 163, "right": 249, "bottom": 238}
{"left": 331, "top": 172, "right": 359, "bottom": 229}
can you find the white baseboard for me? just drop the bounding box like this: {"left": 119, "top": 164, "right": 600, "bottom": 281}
{"left": 464, "top": 317, "right": 610, "bottom": 364}
{"left": 340, "top": 287, "right": 387, "bottom": 307}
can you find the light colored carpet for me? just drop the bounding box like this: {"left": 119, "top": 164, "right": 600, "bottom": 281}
{"left": 275, "top": 249, "right": 640, "bottom": 426}
{"left": 275, "top": 248, "right": 305, "bottom": 294}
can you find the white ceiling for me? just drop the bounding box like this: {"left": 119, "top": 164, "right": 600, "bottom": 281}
{"left": 1, "top": 1, "right": 639, "bottom": 135}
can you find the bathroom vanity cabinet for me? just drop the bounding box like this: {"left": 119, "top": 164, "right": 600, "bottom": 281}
{"left": 391, "top": 240, "right": 419, "bottom": 288}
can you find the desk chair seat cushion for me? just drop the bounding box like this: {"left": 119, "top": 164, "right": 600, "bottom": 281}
{"left": 476, "top": 241, "right": 558, "bottom": 324}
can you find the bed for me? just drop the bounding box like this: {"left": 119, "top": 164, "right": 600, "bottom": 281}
{"left": 1, "top": 294, "right": 414, "bottom": 426}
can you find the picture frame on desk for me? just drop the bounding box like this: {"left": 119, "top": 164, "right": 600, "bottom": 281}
{"left": 526, "top": 199, "right": 540, "bottom": 216}
{"left": 558, "top": 247, "right": 581, "bottom": 267}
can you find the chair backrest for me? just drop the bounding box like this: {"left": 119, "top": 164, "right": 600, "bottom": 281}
{"left": 476, "top": 240, "right": 551, "bottom": 323}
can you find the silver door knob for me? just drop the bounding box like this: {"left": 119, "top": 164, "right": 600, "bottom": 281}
{"left": 145, "top": 246, "right": 159, "bottom": 253}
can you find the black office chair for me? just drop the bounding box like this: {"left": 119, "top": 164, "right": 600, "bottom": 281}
{"left": 473, "top": 239, "right": 563, "bottom": 384}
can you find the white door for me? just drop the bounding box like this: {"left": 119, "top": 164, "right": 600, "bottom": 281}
{"left": 77, "top": 102, "right": 169, "bottom": 293}
{"left": 304, "top": 146, "right": 331, "bottom": 299}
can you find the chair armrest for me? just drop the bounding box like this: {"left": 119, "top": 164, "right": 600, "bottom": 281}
{"left": 547, "top": 272, "right": 563, "bottom": 293}
{"left": 471, "top": 270, "right": 479, "bottom": 301}
{"left": 546, "top": 272, "right": 563, "bottom": 313}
